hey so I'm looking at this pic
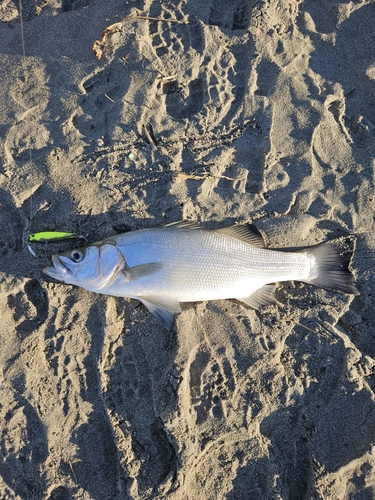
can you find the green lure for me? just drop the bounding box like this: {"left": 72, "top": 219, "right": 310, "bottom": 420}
{"left": 29, "top": 231, "right": 76, "bottom": 242}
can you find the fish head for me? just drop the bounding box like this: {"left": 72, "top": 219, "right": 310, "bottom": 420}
{"left": 43, "top": 242, "right": 125, "bottom": 290}
{"left": 43, "top": 245, "right": 101, "bottom": 286}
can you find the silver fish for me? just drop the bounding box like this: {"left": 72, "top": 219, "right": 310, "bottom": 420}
{"left": 43, "top": 221, "right": 358, "bottom": 329}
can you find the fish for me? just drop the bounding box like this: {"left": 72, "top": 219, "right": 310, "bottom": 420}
{"left": 43, "top": 221, "right": 358, "bottom": 329}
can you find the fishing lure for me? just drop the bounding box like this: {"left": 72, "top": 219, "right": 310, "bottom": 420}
{"left": 29, "top": 231, "right": 76, "bottom": 242}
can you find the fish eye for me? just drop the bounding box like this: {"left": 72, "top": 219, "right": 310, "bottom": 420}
{"left": 70, "top": 249, "right": 85, "bottom": 263}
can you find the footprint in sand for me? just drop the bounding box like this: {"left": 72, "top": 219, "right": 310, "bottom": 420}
{"left": 208, "top": 0, "right": 252, "bottom": 30}
{"left": 189, "top": 347, "right": 235, "bottom": 425}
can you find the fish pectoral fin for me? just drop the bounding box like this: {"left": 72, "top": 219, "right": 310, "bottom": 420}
{"left": 123, "top": 262, "right": 164, "bottom": 281}
{"left": 238, "top": 284, "right": 276, "bottom": 310}
{"left": 215, "top": 223, "right": 265, "bottom": 248}
{"left": 138, "top": 295, "right": 182, "bottom": 330}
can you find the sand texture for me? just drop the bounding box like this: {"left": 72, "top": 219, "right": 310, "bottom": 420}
{"left": 1, "top": 0, "right": 375, "bottom": 498}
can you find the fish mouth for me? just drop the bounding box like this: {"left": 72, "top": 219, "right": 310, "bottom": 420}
{"left": 43, "top": 255, "right": 74, "bottom": 281}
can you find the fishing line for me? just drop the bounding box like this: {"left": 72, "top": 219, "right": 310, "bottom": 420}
{"left": 18, "top": 0, "right": 33, "bottom": 172}
{"left": 18, "top": 1, "right": 77, "bottom": 252}
{"left": 18, "top": 0, "right": 26, "bottom": 61}
{"left": 18, "top": 0, "right": 36, "bottom": 244}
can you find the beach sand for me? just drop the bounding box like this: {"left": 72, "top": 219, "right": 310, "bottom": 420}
{"left": 1, "top": 0, "right": 375, "bottom": 498}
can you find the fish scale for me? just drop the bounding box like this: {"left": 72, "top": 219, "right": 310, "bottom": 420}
{"left": 114, "top": 228, "right": 311, "bottom": 299}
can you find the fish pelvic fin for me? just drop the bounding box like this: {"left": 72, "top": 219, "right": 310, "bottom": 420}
{"left": 238, "top": 284, "right": 276, "bottom": 310}
{"left": 302, "top": 243, "right": 358, "bottom": 295}
{"left": 138, "top": 295, "right": 182, "bottom": 330}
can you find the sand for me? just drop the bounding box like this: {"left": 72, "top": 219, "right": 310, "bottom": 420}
{"left": 1, "top": 0, "right": 375, "bottom": 498}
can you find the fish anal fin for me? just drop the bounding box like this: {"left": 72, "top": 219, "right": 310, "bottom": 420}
{"left": 216, "top": 223, "right": 265, "bottom": 248}
{"left": 123, "top": 262, "right": 164, "bottom": 281}
{"left": 238, "top": 284, "right": 276, "bottom": 310}
{"left": 138, "top": 295, "right": 182, "bottom": 330}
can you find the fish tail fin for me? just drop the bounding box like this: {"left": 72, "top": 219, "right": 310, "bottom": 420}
{"left": 302, "top": 243, "right": 358, "bottom": 295}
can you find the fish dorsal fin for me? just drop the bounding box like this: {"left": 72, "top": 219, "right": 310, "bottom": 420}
{"left": 162, "top": 220, "right": 202, "bottom": 230}
{"left": 216, "top": 224, "right": 265, "bottom": 248}
{"left": 123, "top": 262, "right": 164, "bottom": 281}
{"left": 237, "top": 284, "right": 276, "bottom": 310}
{"left": 138, "top": 295, "right": 182, "bottom": 330}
